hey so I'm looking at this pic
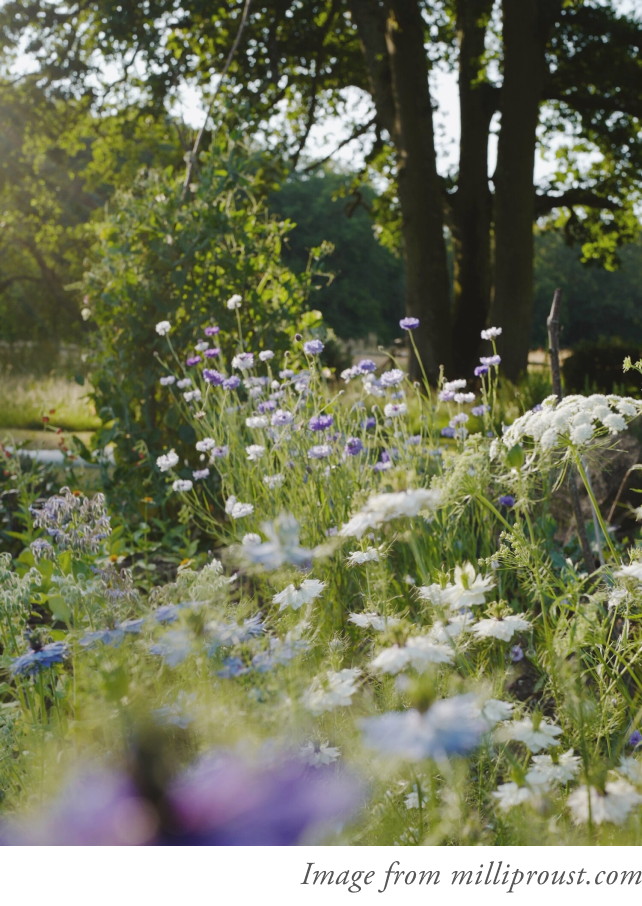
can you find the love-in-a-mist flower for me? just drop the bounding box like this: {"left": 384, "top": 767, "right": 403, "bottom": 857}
{"left": 273, "top": 579, "right": 326, "bottom": 612}
{"left": 303, "top": 668, "right": 360, "bottom": 714}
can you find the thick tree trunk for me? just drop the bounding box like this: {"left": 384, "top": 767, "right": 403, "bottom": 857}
{"left": 490, "top": 0, "right": 558, "bottom": 381}
{"left": 451, "top": 0, "right": 495, "bottom": 378}
{"left": 349, "top": 0, "right": 452, "bottom": 381}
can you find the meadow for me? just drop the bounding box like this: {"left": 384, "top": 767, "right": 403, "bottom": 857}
{"left": 1, "top": 309, "right": 642, "bottom": 845}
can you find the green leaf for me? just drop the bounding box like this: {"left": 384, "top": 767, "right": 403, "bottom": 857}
{"left": 506, "top": 444, "right": 525, "bottom": 469}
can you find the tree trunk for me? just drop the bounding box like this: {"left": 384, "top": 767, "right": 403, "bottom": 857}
{"left": 451, "top": 0, "right": 495, "bottom": 378}
{"left": 490, "top": 0, "right": 558, "bottom": 381}
{"left": 349, "top": 0, "right": 452, "bottom": 381}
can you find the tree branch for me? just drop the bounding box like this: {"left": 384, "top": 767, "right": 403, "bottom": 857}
{"left": 299, "top": 115, "right": 377, "bottom": 173}
{"left": 535, "top": 188, "right": 622, "bottom": 216}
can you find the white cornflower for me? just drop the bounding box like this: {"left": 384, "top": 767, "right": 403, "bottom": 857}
{"left": 492, "top": 782, "right": 540, "bottom": 811}
{"left": 172, "top": 479, "right": 193, "bottom": 493}
{"left": 273, "top": 578, "right": 326, "bottom": 612}
{"left": 225, "top": 496, "right": 254, "bottom": 519}
{"left": 404, "top": 575, "right": 416, "bottom": 586}
{"left": 383, "top": 402, "right": 407, "bottom": 418}
{"left": 299, "top": 741, "right": 341, "bottom": 768}
{"left": 195, "top": 438, "right": 216, "bottom": 452}
{"left": 525, "top": 749, "right": 581, "bottom": 787}
{"left": 346, "top": 548, "right": 380, "bottom": 566}
{"left": 481, "top": 327, "right": 502, "bottom": 340}
{"left": 454, "top": 392, "right": 475, "bottom": 404}
{"left": 567, "top": 780, "right": 642, "bottom": 825}
{"left": 246, "top": 416, "right": 269, "bottom": 429}
{"left": 226, "top": 294, "right": 242, "bottom": 310}
{"left": 192, "top": 468, "right": 209, "bottom": 481}
{"left": 194, "top": 341, "right": 208, "bottom": 352}
{"left": 183, "top": 389, "right": 201, "bottom": 402}
{"left": 232, "top": 352, "right": 254, "bottom": 371}
{"left": 263, "top": 473, "right": 285, "bottom": 489}
{"left": 242, "top": 533, "right": 261, "bottom": 546}
{"left": 177, "top": 378, "right": 192, "bottom": 389}
{"left": 155, "top": 320, "right": 171, "bottom": 336}
{"left": 259, "top": 350, "right": 275, "bottom": 362}
{"left": 471, "top": 614, "right": 530, "bottom": 642}
{"left": 303, "top": 668, "right": 360, "bottom": 715}
{"left": 271, "top": 409, "right": 293, "bottom": 427}
{"left": 157, "top": 449, "right": 179, "bottom": 472}
{"left": 246, "top": 444, "right": 265, "bottom": 462}
{"left": 503, "top": 717, "right": 563, "bottom": 753}
{"left": 160, "top": 375, "right": 176, "bottom": 386}
{"left": 348, "top": 612, "right": 401, "bottom": 631}
{"left": 339, "top": 488, "right": 442, "bottom": 539}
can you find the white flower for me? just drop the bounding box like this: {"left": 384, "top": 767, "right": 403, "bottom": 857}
{"left": 155, "top": 320, "right": 171, "bottom": 336}
{"left": 567, "top": 780, "right": 642, "bottom": 825}
{"left": 81, "top": 307, "right": 92, "bottom": 321}
{"left": 481, "top": 327, "right": 502, "bottom": 340}
{"left": 183, "top": 389, "right": 201, "bottom": 402}
{"left": 242, "top": 533, "right": 262, "bottom": 546}
{"left": 172, "top": 479, "right": 193, "bottom": 493}
{"left": 416, "top": 583, "right": 452, "bottom": 607}
{"left": 271, "top": 409, "right": 293, "bottom": 427}
{"left": 194, "top": 341, "right": 208, "bottom": 352}
{"left": 405, "top": 790, "right": 420, "bottom": 809}
{"left": 177, "top": 378, "right": 192, "bottom": 389}
{"left": 404, "top": 575, "right": 416, "bottom": 586}
{"left": 246, "top": 416, "right": 269, "bottom": 429}
{"left": 525, "top": 749, "right": 581, "bottom": 786}
{"left": 603, "top": 412, "right": 626, "bottom": 434}
{"left": 157, "top": 449, "right": 179, "bottom": 472}
{"left": 232, "top": 352, "right": 254, "bottom": 371}
{"left": 159, "top": 375, "right": 176, "bottom": 386}
{"left": 195, "top": 438, "right": 216, "bottom": 452}
{"left": 225, "top": 496, "right": 254, "bottom": 519}
{"left": 443, "top": 379, "right": 467, "bottom": 392}
{"left": 273, "top": 578, "right": 326, "bottom": 612}
{"left": 492, "top": 782, "right": 539, "bottom": 811}
{"left": 441, "top": 563, "right": 495, "bottom": 610}
{"left": 615, "top": 562, "right": 642, "bottom": 583}
{"left": 570, "top": 423, "right": 594, "bottom": 445}
{"left": 226, "top": 294, "right": 242, "bottom": 310}
{"left": 481, "top": 699, "right": 514, "bottom": 725}
{"left": 346, "top": 548, "right": 380, "bottom": 566}
{"left": 263, "top": 474, "right": 285, "bottom": 489}
{"left": 259, "top": 350, "right": 275, "bottom": 362}
{"left": 348, "top": 612, "right": 401, "bottom": 631}
{"left": 454, "top": 392, "right": 475, "bottom": 404}
{"left": 303, "top": 668, "right": 360, "bottom": 714}
{"left": 246, "top": 444, "right": 265, "bottom": 462}
{"left": 299, "top": 741, "right": 341, "bottom": 768}
{"left": 428, "top": 616, "right": 471, "bottom": 644}
{"left": 471, "top": 614, "right": 530, "bottom": 642}
{"left": 404, "top": 636, "right": 454, "bottom": 670}
{"left": 503, "top": 717, "right": 563, "bottom": 753}
{"left": 370, "top": 645, "right": 411, "bottom": 675}
{"left": 192, "top": 468, "right": 209, "bottom": 481}
{"left": 383, "top": 402, "right": 407, "bottom": 418}
{"left": 339, "top": 488, "right": 442, "bottom": 539}
{"left": 616, "top": 755, "right": 642, "bottom": 784}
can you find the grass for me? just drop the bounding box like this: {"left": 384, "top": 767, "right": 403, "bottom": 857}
{"left": 0, "top": 373, "right": 101, "bottom": 433}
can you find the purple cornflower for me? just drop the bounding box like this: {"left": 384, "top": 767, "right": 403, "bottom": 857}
{"left": 441, "top": 426, "right": 456, "bottom": 438}
{"left": 308, "top": 414, "right": 334, "bottom": 431}
{"left": 374, "top": 460, "right": 392, "bottom": 472}
{"left": 223, "top": 376, "right": 241, "bottom": 390}
{"left": 474, "top": 365, "right": 489, "bottom": 377}
{"left": 406, "top": 435, "right": 421, "bottom": 446}
{"left": 629, "top": 730, "right": 642, "bottom": 747}
{"left": 380, "top": 368, "right": 404, "bottom": 388}
{"left": 303, "top": 339, "right": 324, "bottom": 356}
{"left": 357, "top": 359, "right": 377, "bottom": 374}
{"left": 471, "top": 404, "right": 489, "bottom": 417}
{"left": 210, "top": 445, "right": 229, "bottom": 458}
{"left": 271, "top": 409, "right": 293, "bottom": 427}
{"left": 204, "top": 348, "right": 220, "bottom": 358}
{"left": 186, "top": 356, "right": 202, "bottom": 367}
{"left": 499, "top": 495, "right": 515, "bottom": 508}
{"left": 11, "top": 639, "right": 68, "bottom": 676}
{"left": 480, "top": 355, "right": 501, "bottom": 367}
{"left": 204, "top": 326, "right": 220, "bottom": 336}
{"left": 439, "top": 390, "right": 455, "bottom": 401}
{"left": 203, "top": 369, "right": 224, "bottom": 385}
{"left": 345, "top": 437, "right": 364, "bottom": 456}
{"left": 308, "top": 444, "right": 332, "bottom": 460}
{"left": 257, "top": 400, "right": 276, "bottom": 414}
{"left": 510, "top": 645, "right": 524, "bottom": 663}
{"left": 363, "top": 417, "right": 376, "bottom": 430}
{"left": 400, "top": 317, "right": 420, "bottom": 330}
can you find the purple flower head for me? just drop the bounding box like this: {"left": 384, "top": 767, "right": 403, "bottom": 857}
{"left": 400, "top": 317, "right": 420, "bottom": 330}
{"left": 345, "top": 437, "right": 364, "bottom": 456}
{"left": 186, "top": 356, "right": 202, "bottom": 367}
{"left": 439, "top": 390, "right": 455, "bottom": 402}
{"left": 363, "top": 417, "right": 376, "bottom": 430}
{"left": 203, "top": 369, "right": 224, "bottom": 386}
{"left": 510, "top": 645, "right": 524, "bottom": 663}
{"left": 271, "top": 409, "right": 293, "bottom": 427}
{"left": 406, "top": 435, "right": 421, "bottom": 446}
{"left": 374, "top": 460, "right": 392, "bottom": 472}
{"left": 11, "top": 639, "right": 68, "bottom": 676}
{"left": 204, "top": 326, "right": 220, "bottom": 336}
{"left": 532, "top": 403, "right": 543, "bottom": 413}
{"left": 210, "top": 445, "right": 229, "bottom": 459}
{"left": 303, "top": 339, "right": 324, "bottom": 356}
{"left": 499, "top": 495, "right": 515, "bottom": 508}
{"left": 380, "top": 368, "right": 404, "bottom": 388}
{"left": 480, "top": 355, "right": 501, "bottom": 367}
{"left": 217, "top": 657, "right": 250, "bottom": 679}
{"left": 441, "top": 426, "right": 456, "bottom": 439}
{"left": 280, "top": 368, "right": 295, "bottom": 380}
{"left": 471, "top": 404, "right": 489, "bottom": 417}
{"left": 204, "top": 348, "right": 220, "bottom": 358}
{"left": 474, "top": 365, "right": 489, "bottom": 377}
{"left": 308, "top": 444, "right": 332, "bottom": 460}
{"left": 223, "top": 376, "right": 241, "bottom": 391}
{"left": 308, "top": 414, "right": 334, "bottom": 432}
{"left": 629, "top": 730, "right": 642, "bottom": 748}
{"left": 357, "top": 359, "right": 377, "bottom": 374}
{"left": 257, "top": 400, "right": 277, "bottom": 414}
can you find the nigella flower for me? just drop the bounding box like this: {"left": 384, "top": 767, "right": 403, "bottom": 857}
{"left": 223, "top": 376, "right": 241, "bottom": 390}
{"left": 308, "top": 414, "right": 333, "bottom": 431}
{"left": 186, "top": 356, "right": 201, "bottom": 367}
{"left": 308, "top": 444, "right": 332, "bottom": 460}
{"left": 11, "top": 638, "right": 68, "bottom": 676}
{"left": 149, "top": 630, "right": 194, "bottom": 667}
{"left": 499, "top": 495, "right": 515, "bottom": 507}
{"left": 152, "top": 694, "right": 196, "bottom": 730}
{"left": 273, "top": 579, "right": 326, "bottom": 612}
{"left": 172, "top": 479, "right": 193, "bottom": 493}
{"left": 471, "top": 404, "right": 489, "bottom": 416}
{"left": 399, "top": 317, "right": 420, "bottom": 330}
{"left": 80, "top": 618, "right": 144, "bottom": 649}
{"left": 217, "top": 656, "right": 251, "bottom": 678}
{"left": 204, "top": 348, "right": 220, "bottom": 358}
{"left": 153, "top": 604, "right": 182, "bottom": 624}
{"left": 441, "top": 426, "right": 456, "bottom": 438}
{"left": 226, "top": 294, "right": 242, "bottom": 310}
{"left": 303, "top": 339, "right": 324, "bottom": 355}
{"left": 155, "top": 320, "right": 171, "bottom": 336}
{"left": 344, "top": 437, "right": 363, "bottom": 456}
{"left": 160, "top": 375, "right": 176, "bottom": 386}
{"left": 480, "top": 354, "right": 501, "bottom": 367}
{"left": 193, "top": 468, "right": 209, "bottom": 481}
{"left": 204, "top": 325, "right": 220, "bottom": 336}
{"left": 357, "top": 359, "right": 377, "bottom": 374}
{"left": 231, "top": 352, "right": 254, "bottom": 371}
{"left": 380, "top": 368, "right": 404, "bottom": 388}
{"left": 481, "top": 326, "right": 502, "bottom": 340}
{"left": 299, "top": 741, "right": 341, "bottom": 768}
{"left": 510, "top": 644, "right": 524, "bottom": 663}
{"left": 157, "top": 450, "right": 179, "bottom": 472}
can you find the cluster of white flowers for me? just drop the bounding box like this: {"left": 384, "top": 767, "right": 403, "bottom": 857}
{"left": 225, "top": 496, "right": 254, "bottom": 519}
{"left": 246, "top": 444, "right": 265, "bottom": 462}
{"left": 303, "top": 668, "right": 361, "bottom": 714}
{"left": 339, "top": 488, "right": 442, "bottom": 539}
{"left": 417, "top": 563, "right": 495, "bottom": 612}
{"left": 156, "top": 449, "right": 179, "bottom": 472}
{"left": 503, "top": 393, "right": 641, "bottom": 452}
{"left": 567, "top": 780, "right": 642, "bottom": 825}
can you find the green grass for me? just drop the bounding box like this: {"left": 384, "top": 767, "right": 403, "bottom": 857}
{"left": 0, "top": 373, "right": 100, "bottom": 432}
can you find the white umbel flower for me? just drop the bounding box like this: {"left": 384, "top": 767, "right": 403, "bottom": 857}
{"left": 502, "top": 717, "right": 563, "bottom": 753}
{"left": 273, "top": 578, "right": 326, "bottom": 612}
{"left": 567, "top": 780, "right": 642, "bottom": 825}
{"left": 303, "top": 668, "right": 360, "bottom": 714}
{"left": 471, "top": 614, "right": 530, "bottom": 642}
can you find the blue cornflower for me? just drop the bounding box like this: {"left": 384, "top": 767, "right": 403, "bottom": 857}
{"left": 257, "top": 400, "right": 276, "bottom": 414}
{"left": 400, "top": 317, "right": 420, "bottom": 330}
{"left": 11, "top": 640, "right": 68, "bottom": 676}
{"left": 308, "top": 414, "right": 333, "bottom": 431}
{"left": 363, "top": 417, "right": 376, "bottom": 430}
{"left": 629, "top": 730, "right": 642, "bottom": 747}
{"left": 344, "top": 437, "right": 363, "bottom": 456}
{"left": 499, "top": 495, "right": 515, "bottom": 508}
{"left": 471, "top": 404, "right": 489, "bottom": 417}
{"left": 441, "top": 426, "right": 456, "bottom": 438}
{"left": 510, "top": 645, "right": 524, "bottom": 663}
{"left": 303, "top": 340, "right": 324, "bottom": 356}
{"left": 357, "top": 359, "right": 377, "bottom": 374}
{"left": 203, "top": 369, "right": 224, "bottom": 385}
{"left": 223, "top": 376, "right": 241, "bottom": 390}
{"left": 406, "top": 435, "right": 421, "bottom": 446}
{"left": 308, "top": 444, "right": 332, "bottom": 460}
{"left": 474, "top": 365, "right": 489, "bottom": 377}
